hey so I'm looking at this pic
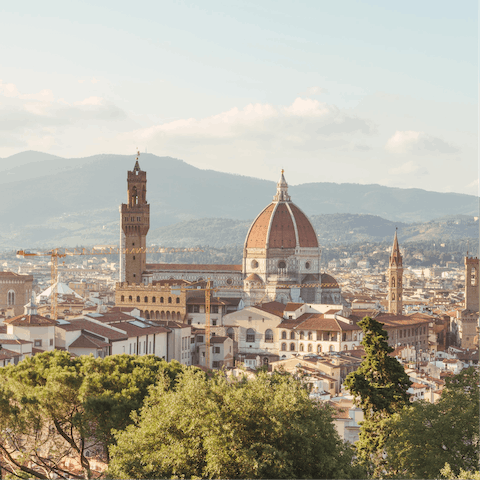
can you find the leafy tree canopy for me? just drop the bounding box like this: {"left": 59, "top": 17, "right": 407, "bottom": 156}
{"left": 383, "top": 366, "right": 480, "bottom": 479}
{"left": 108, "top": 369, "right": 362, "bottom": 479}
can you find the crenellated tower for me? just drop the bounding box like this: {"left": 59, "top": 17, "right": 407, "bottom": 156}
{"left": 464, "top": 256, "right": 479, "bottom": 312}
{"left": 119, "top": 152, "right": 150, "bottom": 284}
{"left": 388, "top": 230, "right": 403, "bottom": 315}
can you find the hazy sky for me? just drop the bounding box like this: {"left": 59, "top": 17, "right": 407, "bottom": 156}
{"left": 1, "top": 1, "right": 477, "bottom": 195}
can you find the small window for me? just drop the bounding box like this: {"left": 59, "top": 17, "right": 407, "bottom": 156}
{"left": 34, "top": 340, "right": 42, "bottom": 347}
{"left": 281, "top": 331, "right": 287, "bottom": 339}
{"left": 176, "top": 297, "right": 180, "bottom": 304}
{"left": 290, "top": 331, "right": 295, "bottom": 340}
{"left": 300, "top": 331, "right": 304, "bottom": 340}
{"left": 299, "top": 344, "right": 304, "bottom": 352}
{"left": 212, "top": 361, "right": 219, "bottom": 368}
{"left": 317, "top": 345, "right": 322, "bottom": 353}
{"left": 136, "top": 296, "right": 140, "bottom": 302}
{"left": 168, "top": 297, "right": 172, "bottom": 304}
{"left": 197, "top": 335, "right": 204, "bottom": 343}
{"left": 121, "top": 295, "right": 125, "bottom": 302}
{"left": 214, "top": 347, "right": 220, "bottom": 354}
{"left": 129, "top": 295, "right": 133, "bottom": 301}
{"left": 305, "top": 261, "right": 310, "bottom": 270}
{"left": 281, "top": 343, "right": 287, "bottom": 351}
{"left": 212, "top": 320, "right": 217, "bottom": 326}
{"left": 133, "top": 256, "right": 136, "bottom": 261}
{"left": 193, "top": 305, "right": 200, "bottom": 313}
{"left": 290, "top": 343, "right": 295, "bottom": 351}
{"left": 307, "top": 331, "right": 312, "bottom": 340}
{"left": 307, "top": 344, "right": 312, "bottom": 352}
{"left": 152, "top": 296, "right": 156, "bottom": 303}
{"left": 49, "top": 339, "right": 53, "bottom": 346}
{"left": 212, "top": 305, "right": 219, "bottom": 313}
{"left": 246, "top": 328, "right": 255, "bottom": 343}
{"left": 160, "top": 297, "right": 164, "bottom": 303}
{"left": 144, "top": 296, "right": 148, "bottom": 303}
{"left": 265, "top": 329, "right": 274, "bottom": 343}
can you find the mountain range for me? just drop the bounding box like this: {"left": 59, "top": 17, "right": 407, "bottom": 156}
{"left": 0, "top": 151, "right": 478, "bottom": 248}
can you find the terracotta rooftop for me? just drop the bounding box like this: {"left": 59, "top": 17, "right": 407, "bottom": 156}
{"left": 69, "top": 333, "right": 110, "bottom": 349}
{"left": 210, "top": 336, "right": 229, "bottom": 344}
{"left": 245, "top": 273, "right": 263, "bottom": 283}
{"left": 56, "top": 319, "right": 128, "bottom": 341}
{"left": 146, "top": 263, "right": 242, "bottom": 272}
{"left": 5, "top": 314, "right": 58, "bottom": 327}
{"left": 254, "top": 301, "right": 285, "bottom": 318}
{"left": 0, "top": 347, "right": 21, "bottom": 360}
{"left": 284, "top": 302, "right": 304, "bottom": 312}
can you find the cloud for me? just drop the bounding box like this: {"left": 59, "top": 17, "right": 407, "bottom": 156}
{"left": 0, "top": 81, "right": 126, "bottom": 133}
{"left": 389, "top": 160, "right": 428, "bottom": 176}
{"left": 128, "top": 98, "right": 373, "bottom": 152}
{"left": 385, "top": 130, "right": 459, "bottom": 155}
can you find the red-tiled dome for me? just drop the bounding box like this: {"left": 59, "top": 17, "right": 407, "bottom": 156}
{"left": 320, "top": 273, "right": 339, "bottom": 288}
{"left": 245, "top": 172, "right": 319, "bottom": 249}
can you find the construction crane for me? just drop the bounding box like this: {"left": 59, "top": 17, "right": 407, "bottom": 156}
{"left": 16, "top": 246, "right": 202, "bottom": 320}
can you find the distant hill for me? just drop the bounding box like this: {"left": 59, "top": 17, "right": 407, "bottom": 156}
{"left": 0, "top": 151, "right": 478, "bottom": 248}
{"left": 149, "top": 214, "right": 479, "bottom": 248}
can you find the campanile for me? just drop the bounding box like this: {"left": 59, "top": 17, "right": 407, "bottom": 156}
{"left": 388, "top": 230, "right": 403, "bottom": 315}
{"left": 119, "top": 152, "right": 150, "bottom": 284}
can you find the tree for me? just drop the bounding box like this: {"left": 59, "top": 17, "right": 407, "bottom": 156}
{"left": 344, "top": 316, "right": 411, "bottom": 476}
{"left": 383, "top": 366, "right": 480, "bottom": 479}
{"left": 108, "top": 369, "right": 361, "bottom": 479}
{"left": 0, "top": 351, "right": 186, "bottom": 479}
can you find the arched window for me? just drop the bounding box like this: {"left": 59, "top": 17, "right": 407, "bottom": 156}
{"left": 329, "top": 345, "right": 335, "bottom": 352}
{"left": 290, "top": 331, "right": 295, "bottom": 340}
{"left": 307, "top": 331, "right": 313, "bottom": 340}
{"left": 168, "top": 297, "right": 172, "bottom": 304}
{"left": 472, "top": 267, "right": 477, "bottom": 286}
{"left": 177, "top": 312, "right": 181, "bottom": 320}
{"left": 278, "top": 261, "right": 286, "bottom": 269}
{"left": 265, "top": 329, "right": 273, "bottom": 343}
{"left": 392, "top": 277, "right": 395, "bottom": 287}
{"left": 281, "top": 331, "right": 287, "bottom": 339}
{"left": 290, "top": 343, "right": 295, "bottom": 351}
{"left": 161, "top": 311, "right": 165, "bottom": 319}
{"left": 7, "top": 290, "right": 15, "bottom": 306}
{"left": 144, "top": 296, "right": 148, "bottom": 303}
{"left": 307, "top": 344, "right": 312, "bottom": 352}
{"left": 176, "top": 297, "right": 180, "bottom": 304}
{"left": 155, "top": 311, "right": 160, "bottom": 319}
{"left": 166, "top": 311, "right": 170, "bottom": 320}
{"left": 317, "top": 345, "right": 322, "bottom": 353}
{"left": 160, "top": 297, "right": 164, "bottom": 303}
{"left": 299, "top": 344, "right": 304, "bottom": 352}
{"left": 300, "top": 331, "right": 305, "bottom": 340}
{"left": 246, "top": 328, "right": 255, "bottom": 343}
{"left": 152, "top": 296, "right": 156, "bottom": 303}
{"left": 136, "top": 296, "right": 140, "bottom": 302}
{"left": 344, "top": 345, "right": 348, "bottom": 351}
{"left": 121, "top": 295, "right": 125, "bottom": 302}
{"left": 227, "top": 327, "right": 235, "bottom": 340}
{"left": 392, "top": 293, "right": 395, "bottom": 300}
{"left": 145, "top": 311, "right": 150, "bottom": 319}
{"left": 281, "top": 343, "right": 287, "bottom": 351}
{"left": 129, "top": 295, "right": 133, "bottom": 301}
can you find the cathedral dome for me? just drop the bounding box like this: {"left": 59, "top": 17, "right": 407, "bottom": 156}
{"left": 245, "top": 171, "right": 318, "bottom": 249}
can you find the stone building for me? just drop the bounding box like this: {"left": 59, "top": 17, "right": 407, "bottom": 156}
{"left": 0, "top": 272, "right": 33, "bottom": 317}
{"left": 115, "top": 157, "right": 345, "bottom": 310}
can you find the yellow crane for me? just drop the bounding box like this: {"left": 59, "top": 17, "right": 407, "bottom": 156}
{"left": 16, "top": 246, "right": 202, "bottom": 320}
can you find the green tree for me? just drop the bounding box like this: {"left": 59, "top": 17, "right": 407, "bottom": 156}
{"left": 108, "top": 369, "right": 361, "bottom": 479}
{"left": 383, "top": 366, "right": 480, "bottom": 479}
{"left": 0, "top": 351, "right": 185, "bottom": 479}
{"left": 344, "top": 316, "right": 411, "bottom": 476}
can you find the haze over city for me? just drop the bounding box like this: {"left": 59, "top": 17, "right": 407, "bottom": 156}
{"left": 1, "top": 0, "right": 477, "bottom": 194}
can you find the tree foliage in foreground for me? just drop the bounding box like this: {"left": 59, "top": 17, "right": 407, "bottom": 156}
{"left": 383, "top": 366, "right": 480, "bottom": 479}
{"left": 0, "top": 351, "right": 186, "bottom": 479}
{"left": 344, "top": 316, "right": 412, "bottom": 476}
{"left": 108, "top": 369, "right": 362, "bottom": 479}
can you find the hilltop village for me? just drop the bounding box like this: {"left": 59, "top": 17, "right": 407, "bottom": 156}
{"left": 0, "top": 157, "right": 478, "bottom": 445}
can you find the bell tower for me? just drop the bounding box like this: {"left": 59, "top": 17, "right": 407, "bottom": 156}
{"left": 465, "top": 256, "right": 479, "bottom": 312}
{"left": 388, "top": 230, "right": 403, "bottom": 315}
{"left": 120, "top": 151, "right": 150, "bottom": 284}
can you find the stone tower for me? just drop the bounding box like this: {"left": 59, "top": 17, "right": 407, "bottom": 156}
{"left": 464, "top": 256, "right": 479, "bottom": 312}
{"left": 120, "top": 153, "right": 150, "bottom": 284}
{"left": 388, "top": 231, "right": 403, "bottom": 315}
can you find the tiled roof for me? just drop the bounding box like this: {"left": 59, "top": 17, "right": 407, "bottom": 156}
{"left": 152, "top": 320, "right": 190, "bottom": 329}
{"left": 56, "top": 319, "right": 128, "bottom": 341}
{"left": 320, "top": 273, "right": 339, "bottom": 288}
{"left": 245, "top": 273, "right": 263, "bottom": 283}
{"left": 69, "top": 333, "right": 110, "bottom": 349}
{"left": 284, "top": 302, "right": 304, "bottom": 312}
{"left": 211, "top": 336, "right": 228, "bottom": 344}
{"left": 0, "top": 347, "right": 21, "bottom": 360}
{"left": 254, "top": 301, "right": 285, "bottom": 318}
{"left": 5, "top": 314, "right": 57, "bottom": 327}
{"left": 146, "top": 264, "right": 242, "bottom": 272}
{"left": 377, "top": 314, "right": 430, "bottom": 327}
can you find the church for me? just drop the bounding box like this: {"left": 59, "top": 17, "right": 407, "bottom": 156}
{"left": 117, "top": 155, "right": 345, "bottom": 311}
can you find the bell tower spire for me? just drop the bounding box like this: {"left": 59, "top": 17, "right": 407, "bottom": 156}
{"left": 388, "top": 229, "right": 403, "bottom": 315}
{"left": 119, "top": 151, "right": 150, "bottom": 284}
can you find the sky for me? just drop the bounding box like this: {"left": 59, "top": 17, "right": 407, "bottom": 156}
{"left": 0, "top": 0, "right": 477, "bottom": 195}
